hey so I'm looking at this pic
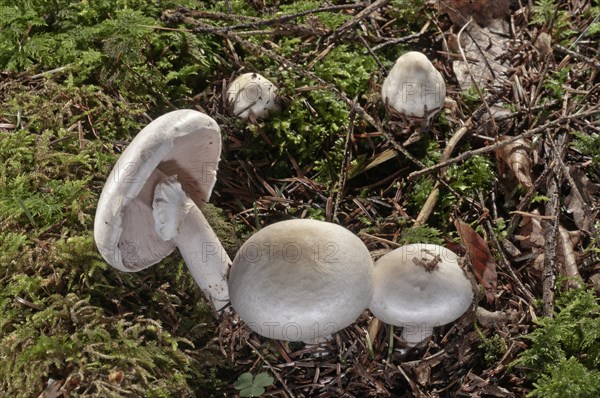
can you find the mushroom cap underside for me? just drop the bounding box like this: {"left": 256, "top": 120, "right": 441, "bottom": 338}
{"left": 94, "top": 109, "right": 221, "bottom": 272}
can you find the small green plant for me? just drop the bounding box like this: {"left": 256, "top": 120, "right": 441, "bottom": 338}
{"left": 479, "top": 334, "right": 507, "bottom": 365}
{"left": 234, "top": 372, "right": 275, "bottom": 397}
{"left": 588, "top": 1, "right": 600, "bottom": 37}
{"left": 512, "top": 286, "right": 600, "bottom": 397}
{"left": 389, "top": 0, "right": 427, "bottom": 27}
{"left": 544, "top": 67, "right": 570, "bottom": 100}
{"left": 398, "top": 225, "right": 444, "bottom": 245}
{"left": 530, "top": 0, "right": 576, "bottom": 39}
{"left": 461, "top": 85, "right": 482, "bottom": 108}
{"left": 571, "top": 131, "right": 600, "bottom": 165}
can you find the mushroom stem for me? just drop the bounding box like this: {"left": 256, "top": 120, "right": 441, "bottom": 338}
{"left": 400, "top": 323, "right": 434, "bottom": 347}
{"left": 153, "top": 176, "right": 230, "bottom": 313}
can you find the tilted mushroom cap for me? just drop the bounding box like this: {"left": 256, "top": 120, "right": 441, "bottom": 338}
{"left": 228, "top": 219, "right": 374, "bottom": 343}
{"left": 227, "top": 72, "right": 279, "bottom": 119}
{"left": 94, "top": 109, "right": 221, "bottom": 271}
{"left": 370, "top": 243, "right": 473, "bottom": 345}
{"left": 381, "top": 51, "right": 446, "bottom": 124}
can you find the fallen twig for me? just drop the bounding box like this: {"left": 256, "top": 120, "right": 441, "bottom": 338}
{"left": 408, "top": 108, "right": 600, "bottom": 180}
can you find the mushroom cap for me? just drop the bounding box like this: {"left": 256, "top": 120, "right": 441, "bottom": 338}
{"left": 228, "top": 219, "right": 374, "bottom": 342}
{"left": 370, "top": 243, "right": 473, "bottom": 328}
{"left": 94, "top": 110, "right": 221, "bottom": 272}
{"left": 381, "top": 51, "right": 446, "bottom": 122}
{"left": 227, "top": 72, "right": 279, "bottom": 119}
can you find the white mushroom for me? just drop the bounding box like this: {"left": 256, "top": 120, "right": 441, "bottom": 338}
{"left": 228, "top": 219, "right": 374, "bottom": 343}
{"left": 369, "top": 243, "right": 473, "bottom": 346}
{"left": 94, "top": 109, "right": 231, "bottom": 313}
{"left": 226, "top": 72, "right": 279, "bottom": 119}
{"left": 381, "top": 51, "right": 446, "bottom": 125}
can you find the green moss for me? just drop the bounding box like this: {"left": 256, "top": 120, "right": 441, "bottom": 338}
{"left": 513, "top": 286, "right": 600, "bottom": 397}
{"left": 571, "top": 131, "right": 600, "bottom": 166}
{"left": 201, "top": 203, "right": 243, "bottom": 258}
{"left": 397, "top": 224, "right": 444, "bottom": 245}
{"left": 389, "top": 0, "right": 428, "bottom": 28}
{"left": 0, "top": 0, "right": 221, "bottom": 105}
{"left": 0, "top": 69, "right": 231, "bottom": 395}
{"left": 0, "top": 293, "right": 206, "bottom": 397}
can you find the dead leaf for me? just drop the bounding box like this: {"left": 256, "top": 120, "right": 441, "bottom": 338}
{"left": 590, "top": 273, "right": 600, "bottom": 294}
{"left": 476, "top": 307, "right": 514, "bottom": 329}
{"left": 557, "top": 226, "right": 582, "bottom": 289}
{"left": 438, "top": 0, "right": 511, "bottom": 27}
{"left": 496, "top": 136, "right": 534, "bottom": 190}
{"left": 38, "top": 379, "right": 65, "bottom": 398}
{"left": 564, "top": 165, "right": 598, "bottom": 231}
{"left": 455, "top": 220, "right": 497, "bottom": 303}
{"left": 515, "top": 209, "right": 545, "bottom": 249}
{"left": 534, "top": 32, "right": 553, "bottom": 58}
{"left": 517, "top": 210, "right": 583, "bottom": 285}
{"left": 481, "top": 106, "right": 514, "bottom": 137}
{"left": 451, "top": 19, "right": 510, "bottom": 91}
{"left": 108, "top": 369, "right": 125, "bottom": 384}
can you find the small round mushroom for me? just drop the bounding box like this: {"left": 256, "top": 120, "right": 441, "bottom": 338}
{"left": 381, "top": 51, "right": 446, "bottom": 125}
{"left": 228, "top": 219, "right": 374, "bottom": 343}
{"left": 226, "top": 72, "right": 279, "bottom": 120}
{"left": 94, "top": 109, "right": 231, "bottom": 313}
{"left": 369, "top": 243, "right": 473, "bottom": 346}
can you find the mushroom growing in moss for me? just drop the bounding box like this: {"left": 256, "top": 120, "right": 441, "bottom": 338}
{"left": 228, "top": 219, "right": 374, "bottom": 343}
{"left": 381, "top": 51, "right": 446, "bottom": 125}
{"left": 227, "top": 72, "right": 279, "bottom": 120}
{"left": 94, "top": 110, "right": 231, "bottom": 313}
{"left": 369, "top": 243, "right": 473, "bottom": 346}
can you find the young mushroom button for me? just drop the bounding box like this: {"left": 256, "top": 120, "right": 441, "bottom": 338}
{"left": 381, "top": 51, "right": 446, "bottom": 125}
{"left": 369, "top": 243, "right": 473, "bottom": 346}
{"left": 228, "top": 219, "right": 374, "bottom": 343}
{"left": 93, "top": 109, "right": 231, "bottom": 313}
{"left": 227, "top": 72, "right": 279, "bottom": 120}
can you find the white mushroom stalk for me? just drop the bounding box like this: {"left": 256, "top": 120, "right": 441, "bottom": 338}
{"left": 227, "top": 72, "right": 279, "bottom": 120}
{"left": 153, "top": 176, "right": 230, "bottom": 311}
{"left": 228, "top": 219, "right": 374, "bottom": 343}
{"left": 369, "top": 244, "right": 473, "bottom": 346}
{"left": 381, "top": 51, "right": 446, "bottom": 125}
{"left": 94, "top": 110, "right": 231, "bottom": 314}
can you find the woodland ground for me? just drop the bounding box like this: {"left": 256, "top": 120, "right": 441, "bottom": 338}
{"left": 1, "top": 0, "right": 599, "bottom": 397}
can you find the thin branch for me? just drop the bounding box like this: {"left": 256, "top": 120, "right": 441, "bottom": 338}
{"left": 408, "top": 108, "right": 600, "bottom": 180}
{"left": 186, "top": 3, "right": 367, "bottom": 33}
{"left": 553, "top": 43, "right": 600, "bottom": 70}
{"left": 326, "top": 0, "right": 390, "bottom": 43}
{"left": 542, "top": 162, "right": 561, "bottom": 317}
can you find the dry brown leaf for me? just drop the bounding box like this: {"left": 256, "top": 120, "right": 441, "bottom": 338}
{"left": 496, "top": 136, "right": 534, "bottom": 190}
{"left": 564, "top": 165, "right": 598, "bottom": 231}
{"left": 38, "top": 379, "right": 65, "bottom": 398}
{"left": 455, "top": 220, "right": 497, "bottom": 303}
{"left": 481, "top": 106, "right": 514, "bottom": 137}
{"left": 590, "top": 273, "right": 600, "bottom": 294}
{"left": 534, "top": 32, "right": 553, "bottom": 58}
{"left": 438, "top": 0, "right": 511, "bottom": 27}
{"left": 476, "top": 307, "right": 512, "bottom": 329}
{"left": 557, "top": 226, "right": 583, "bottom": 289}
{"left": 108, "top": 370, "right": 125, "bottom": 384}
{"left": 515, "top": 209, "right": 544, "bottom": 249}
{"left": 517, "top": 210, "right": 584, "bottom": 284}
{"left": 451, "top": 19, "right": 510, "bottom": 91}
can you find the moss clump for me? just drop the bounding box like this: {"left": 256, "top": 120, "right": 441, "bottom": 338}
{"left": 201, "top": 203, "right": 243, "bottom": 258}
{"left": 0, "top": 66, "right": 230, "bottom": 397}
{"left": 513, "top": 286, "right": 600, "bottom": 397}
